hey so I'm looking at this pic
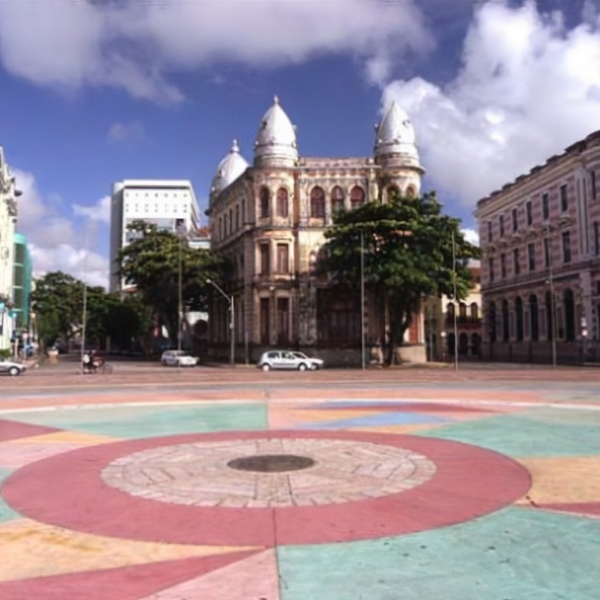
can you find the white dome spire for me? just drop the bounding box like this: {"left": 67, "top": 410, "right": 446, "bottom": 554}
{"left": 374, "top": 101, "right": 420, "bottom": 166}
{"left": 210, "top": 139, "right": 249, "bottom": 198}
{"left": 254, "top": 96, "right": 298, "bottom": 167}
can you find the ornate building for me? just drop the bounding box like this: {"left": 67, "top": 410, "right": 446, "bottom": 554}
{"left": 208, "top": 97, "right": 425, "bottom": 365}
{"left": 475, "top": 130, "right": 600, "bottom": 364}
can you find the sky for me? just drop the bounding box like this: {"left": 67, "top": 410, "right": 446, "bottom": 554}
{"left": 1, "top": 0, "right": 600, "bottom": 288}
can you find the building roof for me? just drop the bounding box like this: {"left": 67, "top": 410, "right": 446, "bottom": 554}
{"left": 374, "top": 101, "right": 420, "bottom": 164}
{"left": 210, "top": 140, "right": 249, "bottom": 197}
{"left": 254, "top": 95, "right": 298, "bottom": 162}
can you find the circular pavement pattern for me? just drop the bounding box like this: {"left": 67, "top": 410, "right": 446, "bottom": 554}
{"left": 2, "top": 430, "right": 531, "bottom": 546}
{"left": 101, "top": 438, "right": 436, "bottom": 508}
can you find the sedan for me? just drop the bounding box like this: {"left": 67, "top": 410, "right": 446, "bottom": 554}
{"left": 0, "top": 359, "right": 26, "bottom": 376}
{"left": 161, "top": 350, "right": 199, "bottom": 367}
{"left": 257, "top": 350, "right": 324, "bottom": 372}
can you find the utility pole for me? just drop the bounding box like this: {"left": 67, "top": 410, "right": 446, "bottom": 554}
{"left": 452, "top": 230, "right": 459, "bottom": 371}
{"left": 207, "top": 279, "right": 235, "bottom": 366}
{"left": 360, "top": 230, "right": 365, "bottom": 370}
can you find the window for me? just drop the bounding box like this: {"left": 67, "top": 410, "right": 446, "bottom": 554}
{"left": 500, "top": 253, "right": 506, "bottom": 278}
{"left": 260, "top": 187, "right": 270, "bottom": 218}
{"left": 594, "top": 222, "right": 599, "bottom": 256}
{"left": 331, "top": 186, "right": 345, "bottom": 214}
{"left": 223, "top": 214, "right": 228, "bottom": 237}
{"left": 276, "top": 244, "right": 289, "bottom": 273}
{"left": 276, "top": 188, "right": 289, "bottom": 218}
{"left": 528, "top": 242, "right": 536, "bottom": 271}
{"left": 259, "top": 243, "right": 270, "bottom": 274}
{"left": 310, "top": 187, "right": 325, "bottom": 218}
{"left": 526, "top": 201, "right": 533, "bottom": 226}
{"left": 544, "top": 237, "right": 551, "bottom": 268}
{"left": 350, "top": 186, "right": 365, "bottom": 210}
{"left": 512, "top": 208, "right": 518, "bottom": 232}
{"left": 513, "top": 248, "right": 520, "bottom": 275}
{"left": 387, "top": 185, "right": 400, "bottom": 200}
{"left": 488, "top": 220, "right": 493, "bottom": 242}
{"left": 560, "top": 184, "right": 568, "bottom": 212}
{"left": 592, "top": 170, "right": 597, "bottom": 200}
{"left": 235, "top": 205, "right": 240, "bottom": 230}
{"left": 406, "top": 186, "right": 416, "bottom": 198}
{"left": 499, "top": 215, "right": 505, "bottom": 237}
{"left": 470, "top": 303, "right": 479, "bottom": 319}
{"left": 488, "top": 257, "right": 494, "bottom": 282}
{"left": 562, "top": 230, "right": 571, "bottom": 263}
{"left": 542, "top": 193, "right": 549, "bottom": 220}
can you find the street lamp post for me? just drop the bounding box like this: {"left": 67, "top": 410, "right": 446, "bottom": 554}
{"left": 451, "top": 230, "right": 459, "bottom": 371}
{"left": 207, "top": 279, "right": 235, "bottom": 366}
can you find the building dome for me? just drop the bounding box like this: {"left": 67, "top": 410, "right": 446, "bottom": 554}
{"left": 210, "top": 140, "right": 249, "bottom": 198}
{"left": 374, "top": 101, "right": 420, "bottom": 166}
{"left": 254, "top": 96, "right": 298, "bottom": 166}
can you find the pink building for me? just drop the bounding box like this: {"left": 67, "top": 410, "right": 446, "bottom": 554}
{"left": 475, "top": 130, "right": 600, "bottom": 364}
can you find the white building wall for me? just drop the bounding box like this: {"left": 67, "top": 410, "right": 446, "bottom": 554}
{"left": 0, "top": 147, "right": 18, "bottom": 350}
{"left": 109, "top": 180, "right": 200, "bottom": 292}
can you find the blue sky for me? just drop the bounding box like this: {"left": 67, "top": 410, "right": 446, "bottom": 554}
{"left": 0, "top": 0, "right": 599, "bottom": 287}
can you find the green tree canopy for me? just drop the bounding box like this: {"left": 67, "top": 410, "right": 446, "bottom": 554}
{"left": 117, "top": 221, "right": 224, "bottom": 344}
{"left": 319, "top": 192, "right": 480, "bottom": 364}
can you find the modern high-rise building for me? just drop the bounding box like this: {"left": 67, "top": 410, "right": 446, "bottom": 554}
{"left": 475, "top": 130, "right": 600, "bottom": 364}
{"left": 109, "top": 180, "right": 200, "bottom": 292}
{"left": 12, "top": 233, "right": 32, "bottom": 340}
{"left": 207, "top": 97, "right": 426, "bottom": 366}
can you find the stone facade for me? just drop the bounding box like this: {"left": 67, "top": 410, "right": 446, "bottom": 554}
{"left": 475, "top": 130, "right": 600, "bottom": 364}
{"left": 208, "top": 98, "right": 426, "bottom": 366}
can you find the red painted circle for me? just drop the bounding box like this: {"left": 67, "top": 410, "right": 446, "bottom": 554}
{"left": 1, "top": 430, "right": 530, "bottom": 546}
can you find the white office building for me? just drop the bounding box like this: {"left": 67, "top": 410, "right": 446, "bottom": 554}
{"left": 110, "top": 180, "right": 200, "bottom": 292}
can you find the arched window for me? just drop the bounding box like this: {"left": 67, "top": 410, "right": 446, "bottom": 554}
{"left": 228, "top": 208, "right": 233, "bottom": 234}
{"left": 564, "top": 289, "right": 575, "bottom": 341}
{"left": 350, "top": 186, "right": 365, "bottom": 210}
{"left": 223, "top": 214, "right": 228, "bottom": 237}
{"left": 459, "top": 302, "right": 467, "bottom": 320}
{"left": 406, "top": 185, "right": 416, "bottom": 198}
{"left": 515, "top": 297, "right": 524, "bottom": 341}
{"left": 471, "top": 333, "right": 481, "bottom": 357}
{"left": 459, "top": 333, "right": 469, "bottom": 355}
{"left": 502, "top": 299, "right": 509, "bottom": 342}
{"left": 529, "top": 294, "right": 539, "bottom": 341}
{"left": 276, "top": 188, "right": 289, "bottom": 218}
{"left": 470, "top": 303, "right": 479, "bottom": 320}
{"left": 546, "top": 291, "right": 554, "bottom": 341}
{"left": 331, "top": 186, "right": 345, "bottom": 215}
{"left": 488, "top": 301, "right": 497, "bottom": 342}
{"left": 387, "top": 185, "right": 400, "bottom": 201}
{"left": 259, "top": 187, "right": 270, "bottom": 218}
{"left": 310, "top": 187, "right": 325, "bottom": 218}
{"left": 447, "top": 303, "right": 455, "bottom": 322}
{"left": 235, "top": 205, "right": 240, "bottom": 230}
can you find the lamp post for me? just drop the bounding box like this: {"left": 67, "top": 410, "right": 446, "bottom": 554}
{"left": 545, "top": 226, "right": 557, "bottom": 369}
{"left": 207, "top": 279, "right": 235, "bottom": 366}
{"left": 451, "top": 230, "right": 459, "bottom": 371}
{"left": 360, "top": 230, "right": 365, "bottom": 370}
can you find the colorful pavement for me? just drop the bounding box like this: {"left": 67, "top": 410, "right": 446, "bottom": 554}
{"left": 0, "top": 368, "right": 599, "bottom": 598}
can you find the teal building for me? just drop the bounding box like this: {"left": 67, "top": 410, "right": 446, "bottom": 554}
{"left": 13, "top": 233, "right": 32, "bottom": 338}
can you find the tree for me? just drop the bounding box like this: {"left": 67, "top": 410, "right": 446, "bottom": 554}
{"left": 31, "top": 271, "right": 85, "bottom": 348}
{"left": 319, "top": 192, "right": 480, "bottom": 364}
{"left": 117, "top": 222, "right": 225, "bottom": 346}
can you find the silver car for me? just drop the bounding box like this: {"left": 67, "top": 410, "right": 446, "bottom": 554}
{"left": 0, "top": 359, "right": 26, "bottom": 376}
{"left": 258, "top": 350, "right": 324, "bottom": 372}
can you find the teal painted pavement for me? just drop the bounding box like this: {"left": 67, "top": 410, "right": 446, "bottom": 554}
{"left": 278, "top": 508, "right": 600, "bottom": 600}
{"left": 1, "top": 403, "right": 268, "bottom": 439}
{"left": 418, "top": 409, "right": 600, "bottom": 457}
{"left": 0, "top": 468, "right": 19, "bottom": 522}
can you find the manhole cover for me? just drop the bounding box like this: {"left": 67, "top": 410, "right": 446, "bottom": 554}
{"left": 227, "top": 454, "right": 316, "bottom": 473}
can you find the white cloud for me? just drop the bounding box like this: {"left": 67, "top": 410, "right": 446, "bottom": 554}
{"left": 383, "top": 0, "right": 600, "bottom": 208}
{"left": 0, "top": 0, "right": 432, "bottom": 103}
{"left": 13, "top": 168, "right": 109, "bottom": 289}
{"left": 107, "top": 121, "right": 147, "bottom": 144}
{"left": 461, "top": 228, "right": 480, "bottom": 246}
{"left": 73, "top": 196, "right": 111, "bottom": 225}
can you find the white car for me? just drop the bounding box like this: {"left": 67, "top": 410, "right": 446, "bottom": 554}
{"left": 257, "top": 350, "right": 324, "bottom": 372}
{"left": 0, "top": 359, "right": 26, "bottom": 376}
{"left": 161, "top": 350, "right": 199, "bottom": 367}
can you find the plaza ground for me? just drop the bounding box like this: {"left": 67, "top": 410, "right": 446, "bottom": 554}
{"left": 0, "top": 360, "right": 599, "bottom": 599}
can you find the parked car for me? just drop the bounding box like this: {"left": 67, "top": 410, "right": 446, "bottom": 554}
{"left": 161, "top": 350, "right": 199, "bottom": 367}
{"left": 0, "top": 359, "right": 26, "bottom": 376}
{"left": 257, "top": 350, "right": 324, "bottom": 372}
